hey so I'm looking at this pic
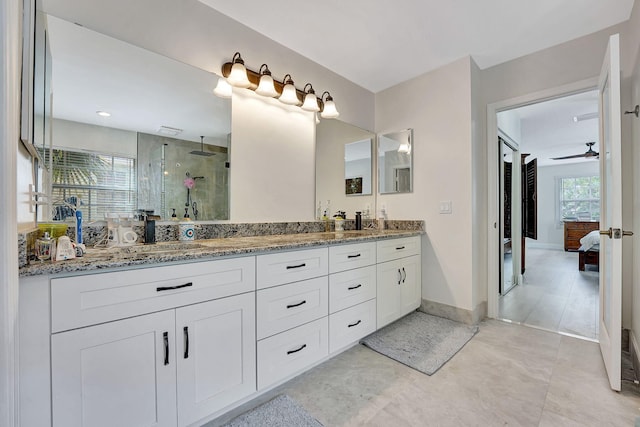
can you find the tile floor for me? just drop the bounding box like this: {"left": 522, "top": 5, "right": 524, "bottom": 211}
{"left": 209, "top": 320, "right": 640, "bottom": 426}
{"left": 500, "top": 247, "right": 599, "bottom": 340}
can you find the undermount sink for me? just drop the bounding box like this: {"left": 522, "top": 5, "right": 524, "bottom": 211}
{"left": 116, "top": 242, "right": 206, "bottom": 254}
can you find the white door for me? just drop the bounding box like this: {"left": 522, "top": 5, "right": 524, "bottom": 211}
{"left": 51, "top": 311, "right": 177, "bottom": 427}
{"left": 598, "top": 33, "right": 623, "bottom": 391}
{"left": 175, "top": 293, "right": 256, "bottom": 427}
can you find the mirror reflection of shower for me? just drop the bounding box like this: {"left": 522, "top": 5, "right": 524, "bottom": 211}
{"left": 137, "top": 133, "right": 229, "bottom": 221}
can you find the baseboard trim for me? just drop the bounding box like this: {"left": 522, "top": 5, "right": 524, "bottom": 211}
{"left": 420, "top": 299, "right": 486, "bottom": 325}
{"left": 630, "top": 331, "right": 640, "bottom": 379}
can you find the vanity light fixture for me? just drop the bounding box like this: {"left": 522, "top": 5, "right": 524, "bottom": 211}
{"left": 279, "top": 74, "right": 301, "bottom": 105}
{"left": 213, "top": 77, "right": 232, "bottom": 98}
{"left": 255, "top": 64, "right": 278, "bottom": 97}
{"left": 96, "top": 110, "right": 111, "bottom": 117}
{"left": 301, "top": 83, "right": 320, "bottom": 112}
{"left": 226, "top": 52, "right": 251, "bottom": 88}
{"left": 320, "top": 91, "right": 340, "bottom": 119}
{"left": 216, "top": 52, "right": 339, "bottom": 118}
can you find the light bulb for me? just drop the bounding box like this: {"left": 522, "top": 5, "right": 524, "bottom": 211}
{"left": 301, "top": 92, "right": 320, "bottom": 112}
{"left": 255, "top": 74, "right": 278, "bottom": 97}
{"left": 213, "top": 78, "right": 232, "bottom": 98}
{"left": 227, "top": 62, "right": 250, "bottom": 88}
{"left": 320, "top": 99, "right": 339, "bottom": 118}
{"left": 279, "top": 75, "right": 300, "bottom": 105}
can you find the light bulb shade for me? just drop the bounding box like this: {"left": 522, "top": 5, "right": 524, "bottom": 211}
{"left": 227, "top": 62, "right": 251, "bottom": 88}
{"left": 301, "top": 92, "right": 320, "bottom": 112}
{"left": 213, "top": 78, "right": 232, "bottom": 98}
{"left": 279, "top": 83, "right": 301, "bottom": 105}
{"left": 255, "top": 74, "right": 278, "bottom": 97}
{"left": 320, "top": 99, "right": 339, "bottom": 118}
{"left": 398, "top": 142, "right": 411, "bottom": 154}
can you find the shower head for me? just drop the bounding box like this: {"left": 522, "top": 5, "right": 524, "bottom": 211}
{"left": 190, "top": 136, "right": 215, "bottom": 157}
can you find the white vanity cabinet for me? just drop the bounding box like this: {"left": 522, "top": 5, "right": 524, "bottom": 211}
{"left": 50, "top": 257, "right": 256, "bottom": 427}
{"left": 376, "top": 236, "right": 422, "bottom": 328}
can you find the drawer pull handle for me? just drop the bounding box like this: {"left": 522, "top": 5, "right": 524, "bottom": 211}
{"left": 397, "top": 269, "right": 402, "bottom": 285}
{"left": 287, "top": 300, "right": 307, "bottom": 309}
{"left": 286, "top": 263, "right": 306, "bottom": 270}
{"left": 183, "top": 326, "right": 189, "bottom": 359}
{"left": 163, "top": 332, "right": 169, "bottom": 366}
{"left": 395, "top": 246, "right": 406, "bottom": 250}
{"left": 402, "top": 267, "right": 406, "bottom": 283}
{"left": 348, "top": 284, "right": 362, "bottom": 290}
{"left": 157, "top": 282, "right": 193, "bottom": 292}
{"left": 347, "top": 253, "right": 361, "bottom": 259}
{"left": 348, "top": 320, "right": 362, "bottom": 328}
{"left": 287, "top": 344, "right": 307, "bottom": 355}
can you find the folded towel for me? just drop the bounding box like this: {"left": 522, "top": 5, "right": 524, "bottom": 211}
{"left": 580, "top": 230, "right": 600, "bottom": 251}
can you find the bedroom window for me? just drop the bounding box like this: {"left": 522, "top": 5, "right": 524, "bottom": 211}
{"left": 559, "top": 175, "right": 600, "bottom": 221}
{"left": 42, "top": 148, "right": 137, "bottom": 221}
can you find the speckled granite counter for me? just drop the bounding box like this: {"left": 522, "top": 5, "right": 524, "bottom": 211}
{"left": 19, "top": 229, "right": 423, "bottom": 277}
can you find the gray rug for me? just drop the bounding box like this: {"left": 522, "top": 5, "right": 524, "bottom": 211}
{"left": 361, "top": 311, "right": 478, "bottom": 375}
{"left": 222, "top": 395, "right": 323, "bottom": 427}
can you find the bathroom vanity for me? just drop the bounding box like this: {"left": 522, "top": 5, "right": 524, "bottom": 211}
{"left": 19, "top": 230, "right": 422, "bottom": 427}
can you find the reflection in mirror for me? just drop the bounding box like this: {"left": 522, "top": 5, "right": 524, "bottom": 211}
{"left": 378, "top": 128, "right": 413, "bottom": 194}
{"left": 316, "top": 119, "right": 375, "bottom": 219}
{"left": 344, "top": 139, "right": 372, "bottom": 196}
{"left": 42, "top": 14, "right": 231, "bottom": 222}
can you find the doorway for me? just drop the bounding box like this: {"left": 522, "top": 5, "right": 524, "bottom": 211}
{"left": 489, "top": 86, "right": 601, "bottom": 341}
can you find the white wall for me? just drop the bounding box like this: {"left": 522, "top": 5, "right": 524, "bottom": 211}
{"left": 52, "top": 119, "right": 137, "bottom": 157}
{"left": 230, "top": 89, "right": 316, "bottom": 222}
{"left": 497, "top": 109, "right": 521, "bottom": 143}
{"left": 533, "top": 162, "right": 600, "bottom": 249}
{"left": 376, "top": 57, "right": 475, "bottom": 312}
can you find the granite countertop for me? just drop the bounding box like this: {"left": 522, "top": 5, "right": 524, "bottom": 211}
{"left": 19, "top": 229, "right": 423, "bottom": 277}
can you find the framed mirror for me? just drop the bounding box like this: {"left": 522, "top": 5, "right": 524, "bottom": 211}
{"left": 41, "top": 14, "right": 231, "bottom": 222}
{"left": 378, "top": 128, "right": 413, "bottom": 194}
{"left": 316, "top": 119, "right": 375, "bottom": 219}
{"left": 345, "top": 139, "right": 372, "bottom": 196}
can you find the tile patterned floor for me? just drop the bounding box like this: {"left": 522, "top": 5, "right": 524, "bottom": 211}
{"left": 207, "top": 320, "right": 640, "bottom": 426}
{"left": 500, "top": 247, "right": 599, "bottom": 340}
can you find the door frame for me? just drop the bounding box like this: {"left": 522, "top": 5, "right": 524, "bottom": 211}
{"left": 486, "top": 77, "right": 599, "bottom": 319}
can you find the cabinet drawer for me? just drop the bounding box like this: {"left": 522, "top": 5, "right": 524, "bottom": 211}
{"left": 329, "top": 299, "right": 376, "bottom": 354}
{"left": 257, "top": 248, "right": 328, "bottom": 289}
{"left": 51, "top": 256, "right": 255, "bottom": 333}
{"left": 257, "top": 276, "right": 328, "bottom": 340}
{"left": 329, "top": 265, "right": 376, "bottom": 314}
{"left": 257, "top": 317, "right": 328, "bottom": 390}
{"left": 377, "top": 236, "right": 421, "bottom": 263}
{"left": 328, "top": 242, "right": 376, "bottom": 274}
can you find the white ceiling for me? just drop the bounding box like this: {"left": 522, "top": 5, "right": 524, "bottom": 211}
{"left": 500, "top": 90, "right": 599, "bottom": 167}
{"left": 198, "top": 0, "right": 635, "bottom": 92}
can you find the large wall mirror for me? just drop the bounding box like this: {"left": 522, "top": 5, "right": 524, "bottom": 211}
{"left": 40, "top": 14, "right": 231, "bottom": 222}
{"left": 316, "top": 119, "right": 375, "bottom": 219}
{"left": 378, "top": 128, "right": 413, "bottom": 194}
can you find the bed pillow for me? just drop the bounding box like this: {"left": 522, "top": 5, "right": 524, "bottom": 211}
{"left": 580, "top": 230, "right": 600, "bottom": 251}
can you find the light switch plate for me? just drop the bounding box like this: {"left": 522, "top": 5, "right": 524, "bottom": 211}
{"left": 439, "top": 201, "right": 452, "bottom": 214}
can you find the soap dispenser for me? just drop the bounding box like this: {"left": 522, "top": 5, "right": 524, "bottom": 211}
{"left": 179, "top": 208, "right": 195, "bottom": 242}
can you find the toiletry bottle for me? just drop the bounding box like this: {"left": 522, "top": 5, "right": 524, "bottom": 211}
{"left": 75, "top": 209, "right": 83, "bottom": 245}
{"left": 316, "top": 201, "right": 322, "bottom": 221}
{"left": 179, "top": 209, "right": 195, "bottom": 242}
{"left": 35, "top": 232, "right": 53, "bottom": 262}
{"left": 355, "top": 211, "right": 362, "bottom": 230}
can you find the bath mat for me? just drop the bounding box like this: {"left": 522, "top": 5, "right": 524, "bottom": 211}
{"left": 222, "top": 394, "right": 323, "bottom": 427}
{"left": 361, "top": 311, "right": 478, "bottom": 375}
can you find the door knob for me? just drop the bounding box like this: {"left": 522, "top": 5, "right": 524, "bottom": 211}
{"left": 600, "top": 228, "right": 613, "bottom": 238}
{"left": 623, "top": 230, "right": 634, "bottom": 237}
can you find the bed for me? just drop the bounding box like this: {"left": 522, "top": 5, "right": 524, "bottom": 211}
{"left": 578, "top": 230, "right": 600, "bottom": 271}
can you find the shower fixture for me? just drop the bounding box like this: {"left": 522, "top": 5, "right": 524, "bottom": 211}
{"left": 190, "top": 136, "right": 215, "bottom": 157}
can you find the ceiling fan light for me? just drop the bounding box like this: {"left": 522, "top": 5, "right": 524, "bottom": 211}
{"left": 213, "top": 77, "right": 232, "bottom": 98}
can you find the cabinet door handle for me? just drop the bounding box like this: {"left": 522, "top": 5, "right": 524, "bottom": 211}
{"left": 397, "top": 269, "right": 402, "bottom": 285}
{"left": 348, "top": 320, "right": 362, "bottom": 328}
{"left": 157, "top": 282, "right": 193, "bottom": 292}
{"left": 163, "top": 332, "right": 169, "bottom": 365}
{"left": 347, "top": 253, "right": 361, "bottom": 259}
{"left": 348, "top": 284, "right": 362, "bottom": 290}
{"left": 287, "top": 300, "right": 307, "bottom": 309}
{"left": 287, "top": 344, "right": 307, "bottom": 355}
{"left": 183, "top": 326, "right": 189, "bottom": 359}
{"left": 395, "top": 246, "right": 406, "bottom": 250}
{"left": 402, "top": 267, "right": 406, "bottom": 283}
{"left": 286, "top": 263, "right": 306, "bottom": 270}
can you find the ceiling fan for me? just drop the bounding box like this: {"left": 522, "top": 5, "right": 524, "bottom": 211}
{"left": 551, "top": 142, "right": 599, "bottom": 160}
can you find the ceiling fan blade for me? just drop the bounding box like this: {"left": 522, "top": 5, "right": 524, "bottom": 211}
{"left": 551, "top": 153, "right": 590, "bottom": 160}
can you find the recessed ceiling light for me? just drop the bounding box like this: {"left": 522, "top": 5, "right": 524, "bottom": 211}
{"left": 157, "top": 126, "right": 183, "bottom": 136}
{"left": 96, "top": 110, "right": 111, "bottom": 117}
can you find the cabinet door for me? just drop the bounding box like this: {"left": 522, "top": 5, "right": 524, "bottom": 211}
{"left": 175, "top": 293, "right": 256, "bottom": 427}
{"left": 51, "top": 311, "right": 177, "bottom": 427}
{"left": 399, "top": 254, "right": 422, "bottom": 316}
{"left": 376, "top": 259, "right": 403, "bottom": 328}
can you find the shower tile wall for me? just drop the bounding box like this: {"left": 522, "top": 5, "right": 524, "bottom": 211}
{"left": 137, "top": 133, "right": 229, "bottom": 220}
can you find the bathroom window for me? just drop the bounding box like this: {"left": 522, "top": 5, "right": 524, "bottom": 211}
{"left": 557, "top": 175, "right": 600, "bottom": 223}
{"left": 45, "top": 148, "right": 137, "bottom": 221}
